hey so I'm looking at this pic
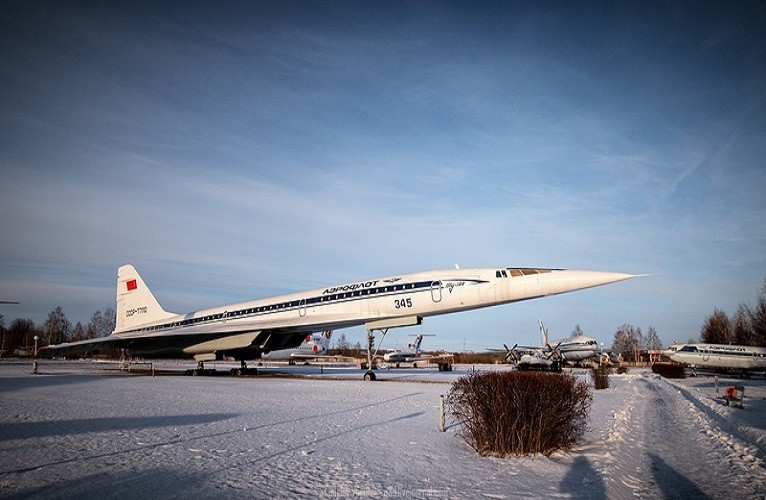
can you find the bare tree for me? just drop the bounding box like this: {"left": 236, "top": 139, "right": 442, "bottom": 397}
{"left": 103, "top": 307, "right": 116, "bottom": 337}
{"left": 5, "top": 318, "right": 38, "bottom": 353}
{"left": 700, "top": 308, "right": 731, "bottom": 344}
{"left": 612, "top": 324, "right": 642, "bottom": 362}
{"left": 71, "top": 322, "right": 86, "bottom": 342}
{"left": 87, "top": 310, "right": 103, "bottom": 339}
{"left": 335, "top": 332, "right": 350, "bottom": 356}
{"left": 43, "top": 306, "right": 71, "bottom": 345}
{"left": 753, "top": 279, "right": 766, "bottom": 346}
{"left": 645, "top": 326, "right": 662, "bottom": 351}
{"left": 570, "top": 324, "right": 583, "bottom": 339}
{"left": 0, "top": 314, "right": 5, "bottom": 356}
{"left": 732, "top": 303, "right": 755, "bottom": 345}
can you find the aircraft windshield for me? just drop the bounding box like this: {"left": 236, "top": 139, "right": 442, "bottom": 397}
{"left": 507, "top": 268, "right": 554, "bottom": 277}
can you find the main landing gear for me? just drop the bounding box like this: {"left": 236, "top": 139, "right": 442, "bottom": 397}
{"left": 229, "top": 360, "right": 258, "bottom": 376}
{"left": 363, "top": 327, "right": 390, "bottom": 381}
{"left": 185, "top": 360, "right": 217, "bottom": 376}
{"left": 184, "top": 360, "right": 258, "bottom": 376}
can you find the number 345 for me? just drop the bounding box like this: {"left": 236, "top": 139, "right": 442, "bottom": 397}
{"left": 394, "top": 298, "right": 413, "bottom": 309}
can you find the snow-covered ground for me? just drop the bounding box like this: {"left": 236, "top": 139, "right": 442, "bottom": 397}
{"left": 1, "top": 360, "right": 764, "bottom": 499}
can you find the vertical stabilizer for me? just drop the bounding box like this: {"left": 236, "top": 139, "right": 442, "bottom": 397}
{"left": 115, "top": 265, "right": 177, "bottom": 333}
{"left": 539, "top": 319, "right": 548, "bottom": 346}
{"left": 318, "top": 330, "right": 333, "bottom": 349}
{"left": 412, "top": 334, "right": 424, "bottom": 355}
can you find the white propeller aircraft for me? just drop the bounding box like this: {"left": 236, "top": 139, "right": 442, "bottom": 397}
{"left": 39, "top": 264, "right": 636, "bottom": 380}
{"left": 493, "top": 319, "right": 602, "bottom": 369}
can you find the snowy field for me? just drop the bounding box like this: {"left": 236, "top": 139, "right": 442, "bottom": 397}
{"left": 1, "top": 360, "right": 764, "bottom": 499}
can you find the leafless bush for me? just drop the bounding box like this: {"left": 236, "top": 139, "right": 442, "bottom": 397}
{"left": 651, "top": 362, "right": 686, "bottom": 378}
{"left": 591, "top": 364, "right": 611, "bottom": 389}
{"left": 616, "top": 365, "right": 629, "bottom": 375}
{"left": 446, "top": 371, "right": 591, "bottom": 456}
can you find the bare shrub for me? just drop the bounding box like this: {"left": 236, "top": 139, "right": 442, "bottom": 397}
{"left": 591, "top": 364, "right": 611, "bottom": 389}
{"left": 446, "top": 371, "right": 591, "bottom": 456}
{"left": 651, "top": 362, "right": 686, "bottom": 378}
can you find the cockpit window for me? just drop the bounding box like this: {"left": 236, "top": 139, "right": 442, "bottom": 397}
{"left": 507, "top": 268, "right": 554, "bottom": 277}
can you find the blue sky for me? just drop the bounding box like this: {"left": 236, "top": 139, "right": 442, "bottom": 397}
{"left": 1, "top": 2, "right": 764, "bottom": 350}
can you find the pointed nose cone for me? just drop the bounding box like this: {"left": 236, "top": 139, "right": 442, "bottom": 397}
{"left": 540, "top": 269, "right": 638, "bottom": 296}
{"left": 569, "top": 270, "right": 636, "bottom": 287}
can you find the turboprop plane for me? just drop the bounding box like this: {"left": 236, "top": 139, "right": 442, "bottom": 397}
{"left": 38, "top": 264, "right": 636, "bottom": 380}
{"left": 669, "top": 343, "right": 766, "bottom": 378}
{"left": 261, "top": 330, "right": 333, "bottom": 364}
{"left": 493, "top": 319, "right": 601, "bottom": 366}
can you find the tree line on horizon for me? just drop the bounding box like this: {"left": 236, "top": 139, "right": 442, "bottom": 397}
{"left": 611, "top": 278, "right": 766, "bottom": 357}
{"left": 0, "top": 307, "right": 115, "bottom": 355}
{"left": 698, "top": 278, "right": 766, "bottom": 347}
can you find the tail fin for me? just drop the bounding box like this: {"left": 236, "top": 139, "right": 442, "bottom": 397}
{"left": 318, "top": 330, "right": 333, "bottom": 349}
{"left": 412, "top": 334, "right": 424, "bottom": 354}
{"left": 115, "top": 265, "right": 177, "bottom": 333}
{"left": 539, "top": 319, "right": 548, "bottom": 346}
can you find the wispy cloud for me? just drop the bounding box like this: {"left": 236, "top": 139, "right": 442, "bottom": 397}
{"left": 1, "top": 3, "right": 764, "bottom": 347}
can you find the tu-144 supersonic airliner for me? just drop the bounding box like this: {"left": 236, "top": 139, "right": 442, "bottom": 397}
{"left": 39, "top": 264, "right": 637, "bottom": 380}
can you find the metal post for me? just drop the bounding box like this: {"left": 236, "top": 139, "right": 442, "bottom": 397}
{"left": 438, "top": 395, "right": 445, "bottom": 432}
{"left": 33, "top": 335, "right": 39, "bottom": 357}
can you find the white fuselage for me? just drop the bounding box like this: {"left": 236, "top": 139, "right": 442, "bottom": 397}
{"left": 383, "top": 351, "right": 415, "bottom": 362}
{"left": 116, "top": 268, "right": 633, "bottom": 341}
{"left": 261, "top": 335, "right": 326, "bottom": 360}
{"left": 551, "top": 336, "right": 601, "bottom": 362}
{"left": 669, "top": 344, "right": 766, "bottom": 371}
{"left": 661, "top": 343, "right": 685, "bottom": 357}
{"left": 40, "top": 266, "right": 636, "bottom": 362}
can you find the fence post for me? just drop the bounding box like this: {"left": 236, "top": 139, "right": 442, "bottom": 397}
{"left": 438, "top": 395, "right": 445, "bottom": 432}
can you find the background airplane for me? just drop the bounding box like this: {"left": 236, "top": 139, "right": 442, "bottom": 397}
{"left": 382, "top": 333, "right": 435, "bottom": 365}
{"left": 38, "top": 264, "right": 636, "bottom": 379}
{"left": 493, "top": 319, "right": 601, "bottom": 367}
{"left": 669, "top": 343, "right": 766, "bottom": 377}
{"left": 261, "top": 330, "right": 333, "bottom": 364}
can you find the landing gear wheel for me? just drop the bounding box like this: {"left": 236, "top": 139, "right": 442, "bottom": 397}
{"left": 364, "top": 370, "right": 376, "bottom": 381}
{"left": 230, "top": 361, "right": 258, "bottom": 376}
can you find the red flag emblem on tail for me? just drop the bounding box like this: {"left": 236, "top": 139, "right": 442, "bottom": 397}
{"left": 126, "top": 279, "right": 138, "bottom": 291}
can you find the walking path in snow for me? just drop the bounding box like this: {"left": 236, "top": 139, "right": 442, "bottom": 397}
{"left": 571, "top": 372, "right": 766, "bottom": 499}
{"left": 0, "top": 361, "right": 764, "bottom": 498}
